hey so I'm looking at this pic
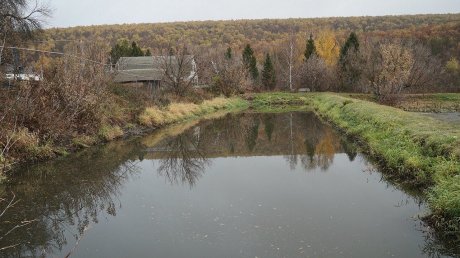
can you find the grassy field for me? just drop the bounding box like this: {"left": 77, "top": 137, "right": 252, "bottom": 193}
{"left": 252, "top": 92, "right": 460, "bottom": 237}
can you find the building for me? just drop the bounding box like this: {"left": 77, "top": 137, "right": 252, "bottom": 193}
{"left": 113, "top": 56, "right": 198, "bottom": 90}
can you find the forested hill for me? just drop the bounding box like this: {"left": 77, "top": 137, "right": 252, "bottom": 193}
{"left": 44, "top": 13, "right": 460, "bottom": 58}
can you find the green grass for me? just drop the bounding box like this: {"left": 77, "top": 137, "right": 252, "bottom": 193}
{"left": 253, "top": 92, "right": 460, "bottom": 235}
{"left": 342, "top": 93, "right": 460, "bottom": 112}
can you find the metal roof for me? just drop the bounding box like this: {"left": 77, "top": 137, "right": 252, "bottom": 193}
{"left": 114, "top": 56, "right": 195, "bottom": 83}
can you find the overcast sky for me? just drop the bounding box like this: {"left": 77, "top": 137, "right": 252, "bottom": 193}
{"left": 46, "top": 0, "right": 460, "bottom": 28}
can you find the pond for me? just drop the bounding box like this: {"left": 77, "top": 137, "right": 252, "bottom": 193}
{"left": 0, "top": 112, "right": 457, "bottom": 257}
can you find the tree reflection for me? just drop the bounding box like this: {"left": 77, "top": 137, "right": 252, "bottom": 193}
{"left": 155, "top": 131, "right": 210, "bottom": 187}
{"left": 0, "top": 141, "right": 142, "bottom": 257}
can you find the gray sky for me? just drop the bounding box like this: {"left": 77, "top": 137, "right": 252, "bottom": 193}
{"left": 47, "top": 0, "right": 460, "bottom": 28}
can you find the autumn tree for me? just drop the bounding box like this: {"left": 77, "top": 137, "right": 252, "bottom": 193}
{"left": 368, "top": 42, "right": 414, "bottom": 101}
{"left": 445, "top": 57, "right": 460, "bottom": 89}
{"left": 261, "top": 53, "right": 276, "bottom": 90}
{"left": 276, "top": 33, "right": 303, "bottom": 91}
{"left": 315, "top": 30, "right": 339, "bottom": 66}
{"left": 404, "top": 43, "right": 441, "bottom": 92}
{"left": 242, "top": 44, "right": 259, "bottom": 82}
{"left": 299, "top": 54, "right": 335, "bottom": 92}
{"left": 304, "top": 34, "right": 316, "bottom": 61}
{"left": 210, "top": 47, "right": 249, "bottom": 96}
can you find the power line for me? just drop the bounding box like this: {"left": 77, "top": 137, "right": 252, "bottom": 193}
{"left": 1, "top": 46, "right": 159, "bottom": 81}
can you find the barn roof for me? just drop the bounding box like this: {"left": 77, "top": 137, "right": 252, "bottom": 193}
{"left": 114, "top": 56, "right": 194, "bottom": 83}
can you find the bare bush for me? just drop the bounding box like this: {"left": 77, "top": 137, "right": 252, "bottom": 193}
{"left": 299, "top": 54, "right": 336, "bottom": 92}
{"left": 211, "top": 48, "right": 249, "bottom": 96}
{"left": 0, "top": 41, "right": 112, "bottom": 170}
{"left": 404, "top": 43, "right": 442, "bottom": 92}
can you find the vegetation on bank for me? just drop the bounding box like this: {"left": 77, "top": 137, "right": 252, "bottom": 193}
{"left": 343, "top": 93, "right": 460, "bottom": 112}
{"left": 0, "top": 87, "right": 247, "bottom": 176}
{"left": 138, "top": 97, "right": 248, "bottom": 127}
{"left": 252, "top": 92, "right": 460, "bottom": 237}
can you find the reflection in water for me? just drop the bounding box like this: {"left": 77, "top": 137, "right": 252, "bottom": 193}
{"left": 0, "top": 141, "right": 142, "bottom": 257}
{"left": 154, "top": 132, "right": 210, "bottom": 187}
{"left": 147, "top": 112, "right": 354, "bottom": 182}
{"left": 0, "top": 112, "right": 458, "bottom": 257}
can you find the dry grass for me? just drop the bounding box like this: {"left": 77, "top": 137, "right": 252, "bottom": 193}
{"left": 98, "top": 125, "right": 124, "bottom": 141}
{"left": 138, "top": 97, "right": 247, "bottom": 127}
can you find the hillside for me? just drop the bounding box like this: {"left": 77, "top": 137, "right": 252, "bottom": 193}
{"left": 42, "top": 14, "right": 460, "bottom": 59}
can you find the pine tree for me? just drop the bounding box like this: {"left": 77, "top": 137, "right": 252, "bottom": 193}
{"left": 339, "top": 32, "right": 361, "bottom": 91}
{"left": 242, "top": 44, "right": 259, "bottom": 81}
{"left": 304, "top": 34, "right": 316, "bottom": 61}
{"left": 339, "top": 32, "right": 359, "bottom": 63}
{"left": 131, "top": 41, "right": 144, "bottom": 56}
{"left": 261, "top": 53, "right": 276, "bottom": 90}
{"left": 225, "top": 47, "right": 232, "bottom": 59}
{"left": 145, "top": 49, "right": 152, "bottom": 56}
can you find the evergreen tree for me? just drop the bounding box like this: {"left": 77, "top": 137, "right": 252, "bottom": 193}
{"left": 145, "top": 49, "right": 152, "bottom": 56}
{"left": 109, "top": 39, "right": 131, "bottom": 64}
{"left": 304, "top": 34, "right": 316, "bottom": 61}
{"left": 131, "top": 41, "right": 144, "bottom": 56}
{"left": 225, "top": 47, "right": 232, "bottom": 59}
{"left": 261, "top": 53, "right": 276, "bottom": 90}
{"left": 339, "top": 32, "right": 361, "bottom": 90}
{"left": 339, "top": 32, "right": 359, "bottom": 63}
{"left": 110, "top": 40, "right": 146, "bottom": 64}
{"left": 242, "top": 44, "right": 259, "bottom": 81}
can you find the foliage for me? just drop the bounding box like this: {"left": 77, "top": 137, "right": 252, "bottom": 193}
{"left": 261, "top": 53, "right": 276, "bottom": 90}
{"left": 304, "top": 34, "right": 316, "bottom": 61}
{"left": 299, "top": 54, "right": 336, "bottom": 92}
{"left": 339, "top": 32, "right": 359, "bottom": 63}
{"left": 242, "top": 44, "right": 259, "bottom": 82}
{"left": 225, "top": 47, "right": 232, "bottom": 59}
{"left": 372, "top": 42, "right": 414, "bottom": 100}
{"left": 211, "top": 54, "right": 248, "bottom": 97}
{"left": 315, "top": 30, "right": 339, "bottom": 66}
{"left": 109, "top": 39, "right": 146, "bottom": 64}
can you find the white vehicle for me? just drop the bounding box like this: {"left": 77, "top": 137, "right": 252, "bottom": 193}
{"left": 4, "top": 73, "right": 41, "bottom": 81}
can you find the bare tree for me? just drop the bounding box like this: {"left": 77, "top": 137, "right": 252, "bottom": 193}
{"left": 404, "top": 43, "right": 442, "bottom": 92}
{"left": 0, "top": 0, "right": 51, "bottom": 67}
{"left": 210, "top": 47, "right": 249, "bottom": 96}
{"left": 160, "top": 44, "right": 198, "bottom": 97}
{"left": 299, "top": 54, "right": 335, "bottom": 92}
{"left": 275, "top": 33, "right": 301, "bottom": 91}
{"left": 368, "top": 42, "right": 414, "bottom": 100}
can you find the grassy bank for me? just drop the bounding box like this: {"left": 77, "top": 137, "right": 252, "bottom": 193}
{"left": 138, "top": 97, "right": 248, "bottom": 127}
{"left": 342, "top": 93, "right": 460, "bottom": 112}
{"left": 252, "top": 92, "right": 460, "bottom": 237}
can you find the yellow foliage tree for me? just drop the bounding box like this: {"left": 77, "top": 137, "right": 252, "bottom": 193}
{"left": 315, "top": 30, "right": 339, "bottom": 66}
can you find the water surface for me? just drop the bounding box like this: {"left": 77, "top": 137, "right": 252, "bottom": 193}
{"left": 0, "top": 112, "right": 456, "bottom": 257}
